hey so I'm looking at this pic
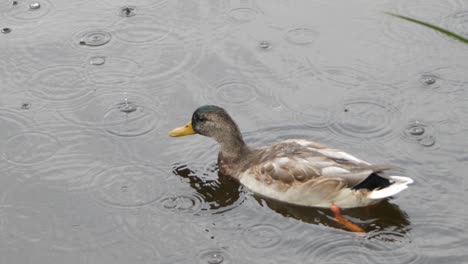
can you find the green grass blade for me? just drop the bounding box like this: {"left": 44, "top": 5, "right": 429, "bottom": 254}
{"left": 385, "top": 12, "right": 468, "bottom": 44}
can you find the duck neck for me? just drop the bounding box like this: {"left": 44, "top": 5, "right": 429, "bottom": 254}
{"left": 216, "top": 128, "right": 250, "bottom": 161}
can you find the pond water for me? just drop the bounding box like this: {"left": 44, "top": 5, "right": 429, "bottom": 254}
{"left": 1, "top": 0, "right": 468, "bottom": 263}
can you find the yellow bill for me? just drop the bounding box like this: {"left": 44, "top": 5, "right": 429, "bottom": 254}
{"left": 168, "top": 121, "right": 196, "bottom": 137}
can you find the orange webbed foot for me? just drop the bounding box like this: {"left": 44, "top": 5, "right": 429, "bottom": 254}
{"left": 330, "top": 204, "right": 365, "bottom": 234}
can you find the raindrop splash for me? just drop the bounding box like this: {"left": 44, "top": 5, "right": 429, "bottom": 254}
{"left": 199, "top": 249, "right": 230, "bottom": 264}
{"left": 1, "top": 28, "right": 12, "bottom": 34}
{"left": 402, "top": 121, "right": 435, "bottom": 143}
{"left": 89, "top": 56, "right": 106, "bottom": 66}
{"left": 420, "top": 74, "right": 438, "bottom": 86}
{"left": 59, "top": 92, "right": 160, "bottom": 137}
{"left": 20, "top": 103, "right": 31, "bottom": 110}
{"left": 207, "top": 253, "right": 224, "bottom": 264}
{"left": 159, "top": 194, "right": 203, "bottom": 213}
{"left": 119, "top": 6, "right": 136, "bottom": 17}
{"left": 29, "top": 2, "right": 40, "bottom": 10}
{"left": 258, "top": 40, "right": 271, "bottom": 50}
{"left": 118, "top": 98, "right": 137, "bottom": 114}
{"left": 409, "top": 126, "right": 425, "bottom": 136}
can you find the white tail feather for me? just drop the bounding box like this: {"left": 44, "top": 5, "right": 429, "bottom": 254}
{"left": 368, "top": 176, "right": 414, "bottom": 199}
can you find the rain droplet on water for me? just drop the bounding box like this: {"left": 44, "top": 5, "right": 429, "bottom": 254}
{"left": 29, "top": 2, "right": 41, "bottom": 10}
{"left": 89, "top": 56, "right": 106, "bottom": 66}
{"left": 1, "top": 28, "right": 12, "bottom": 34}
{"left": 259, "top": 40, "right": 271, "bottom": 50}
{"left": 162, "top": 198, "right": 177, "bottom": 209}
{"left": 120, "top": 6, "right": 136, "bottom": 17}
{"left": 118, "top": 99, "right": 137, "bottom": 113}
{"left": 11, "top": 1, "right": 18, "bottom": 6}
{"left": 21, "top": 103, "right": 31, "bottom": 110}
{"left": 207, "top": 253, "right": 224, "bottom": 264}
{"left": 420, "top": 74, "right": 438, "bottom": 86}
{"left": 409, "top": 126, "right": 425, "bottom": 136}
{"left": 419, "top": 136, "right": 436, "bottom": 147}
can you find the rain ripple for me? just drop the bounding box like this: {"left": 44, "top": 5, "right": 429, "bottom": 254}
{"left": 159, "top": 193, "right": 203, "bottom": 214}
{"left": 1, "top": 181, "right": 130, "bottom": 253}
{"left": 274, "top": 67, "right": 342, "bottom": 125}
{"left": 362, "top": 230, "right": 412, "bottom": 251}
{"left": 14, "top": 152, "right": 106, "bottom": 190}
{"left": 328, "top": 98, "right": 400, "bottom": 143}
{"left": 0, "top": 205, "right": 53, "bottom": 244}
{"left": 0, "top": 109, "right": 33, "bottom": 144}
{"left": 86, "top": 239, "right": 160, "bottom": 264}
{"left": 134, "top": 27, "right": 205, "bottom": 81}
{"left": 411, "top": 213, "right": 467, "bottom": 260}
{"left": 28, "top": 65, "right": 92, "bottom": 102}
{"left": 416, "top": 66, "right": 468, "bottom": 93}
{"left": 120, "top": 215, "right": 203, "bottom": 259}
{"left": 206, "top": 81, "right": 259, "bottom": 106}
{"left": 84, "top": 55, "right": 141, "bottom": 85}
{"left": 242, "top": 224, "right": 282, "bottom": 249}
{"left": 229, "top": 8, "right": 261, "bottom": 24}
{"left": 59, "top": 91, "right": 162, "bottom": 137}
{"left": 91, "top": 163, "right": 169, "bottom": 208}
{"left": 296, "top": 233, "right": 375, "bottom": 263}
{"left": 401, "top": 120, "right": 439, "bottom": 149}
{"left": 113, "top": 16, "right": 173, "bottom": 44}
{"left": 284, "top": 27, "right": 318, "bottom": 46}
{"left": 3, "top": 132, "right": 60, "bottom": 165}
{"left": 3, "top": 124, "right": 123, "bottom": 189}
{"left": 3, "top": 0, "right": 53, "bottom": 21}
{"left": 1, "top": 90, "right": 46, "bottom": 113}
{"left": 70, "top": 26, "right": 115, "bottom": 50}
{"left": 323, "top": 66, "right": 375, "bottom": 88}
{"left": 359, "top": 230, "right": 423, "bottom": 264}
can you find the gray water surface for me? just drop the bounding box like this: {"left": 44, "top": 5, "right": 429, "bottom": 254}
{"left": 1, "top": 0, "right": 468, "bottom": 263}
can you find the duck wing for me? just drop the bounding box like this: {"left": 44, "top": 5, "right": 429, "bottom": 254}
{"left": 251, "top": 139, "right": 397, "bottom": 189}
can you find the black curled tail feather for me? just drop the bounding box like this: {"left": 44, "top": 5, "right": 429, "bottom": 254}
{"left": 351, "top": 173, "right": 391, "bottom": 190}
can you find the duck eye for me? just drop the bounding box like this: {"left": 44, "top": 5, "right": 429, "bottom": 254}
{"left": 196, "top": 115, "right": 207, "bottom": 123}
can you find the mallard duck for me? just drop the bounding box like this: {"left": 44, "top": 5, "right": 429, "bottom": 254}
{"left": 169, "top": 105, "right": 413, "bottom": 210}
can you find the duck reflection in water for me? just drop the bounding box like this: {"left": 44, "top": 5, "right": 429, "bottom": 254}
{"left": 172, "top": 164, "right": 410, "bottom": 233}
